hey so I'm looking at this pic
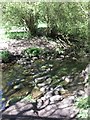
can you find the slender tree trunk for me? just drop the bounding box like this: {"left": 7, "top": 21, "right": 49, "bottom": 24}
{"left": 25, "top": 16, "right": 37, "bottom": 36}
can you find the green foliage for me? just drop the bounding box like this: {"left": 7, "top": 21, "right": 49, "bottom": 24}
{"left": 38, "top": 2, "right": 88, "bottom": 39}
{"left": 6, "top": 96, "right": 24, "bottom": 107}
{"left": 1, "top": 2, "right": 89, "bottom": 61}
{"left": 5, "top": 95, "right": 34, "bottom": 107}
{"left": 75, "top": 96, "right": 90, "bottom": 109}
{"left": 22, "top": 47, "right": 42, "bottom": 57}
{"left": 23, "top": 95, "right": 35, "bottom": 102}
{"left": 6, "top": 31, "right": 29, "bottom": 39}
{"left": 36, "top": 27, "right": 47, "bottom": 37}
{"left": 75, "top": 96, "right": 90, "bottom": 119}
{"left": 2, "top": 2, "right": 88, "bottom": 39}
{"left": 2, "top": 2, "right": 39, "bottom": 36}
{"left": 77, "top": 109, "right": 89, "bottom": 119}
{"left": 0, "top": 50, "right": 11, "bottom": 62}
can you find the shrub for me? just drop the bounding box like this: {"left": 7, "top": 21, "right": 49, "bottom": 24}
{"left": 75, "top": 96, "right": 90, "bottom": 119}
{"left": 75, "top": 96, "right": 90, "bottom": 109}
{"left": 0, "top": 50, "right": 11, "bottom": 63}
{"left": 6, "top": 31, "right": 29, "bottom": 39}
{"left": 22, "top": 47, "right": 42, "bottom": 58}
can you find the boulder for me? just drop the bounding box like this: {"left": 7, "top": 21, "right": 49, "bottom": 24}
{"left": 50, "top": 95, "right": 63, "bottom": 104}
{"left": 44, "top": 90, "right": 54, "bottom": 99}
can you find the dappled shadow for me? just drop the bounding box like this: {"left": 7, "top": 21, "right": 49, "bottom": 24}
{"left": 1, "top": 39, "right": 89, "bottom": 120}
{"left": 2, "top": 55, "right": 88, "bottom": 110}
{"left": 2, "top": 114, "right": 69, "bottom": 120}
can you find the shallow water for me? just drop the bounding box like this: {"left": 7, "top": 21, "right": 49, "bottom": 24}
{"left": 1, "top": 58, "right": 87, "bottom": 110}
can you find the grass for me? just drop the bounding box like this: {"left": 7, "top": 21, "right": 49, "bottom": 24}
{"left": 6, "top": 31, "right": 29, "bottom": 39}
{"left": 0, "top": 50, "right": 11, "bottom": 63}
{"left": 75, "top": 96, "right": 90, "bottom": 119}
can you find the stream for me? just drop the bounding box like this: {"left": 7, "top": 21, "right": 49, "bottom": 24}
{"left": 1, "top": 57, "right": 87, "bottom": 111}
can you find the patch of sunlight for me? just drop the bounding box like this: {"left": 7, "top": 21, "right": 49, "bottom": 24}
{"left": 38, "top": 23, "right": 47, "bottom": 28}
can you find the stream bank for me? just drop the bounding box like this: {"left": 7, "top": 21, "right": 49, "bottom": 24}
{"left": 0, "top": 37, "right": 90, "bottom": 119}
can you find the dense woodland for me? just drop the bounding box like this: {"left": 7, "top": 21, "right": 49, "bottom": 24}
{"left": 0, "top": 2, "right": 90, "bottom": 120}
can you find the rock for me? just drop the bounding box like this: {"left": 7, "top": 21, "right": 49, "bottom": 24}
{"left": 3, "top": 100, "right": 34, "bottom": 115}
{"left": 77, "top": 90, "right": 85, "bottom": 97}
{"left": 81, "top": 70, "right": 88, "bottom": 83}
{"left": 84, "top": 83, "right": 90, "bottom": 96}
{"left": 31, "top": 60, "right": 34, "bottom": 63}
{"left": 64, "top": 77, "right": 71, "bottom": 83}
{"left": 37, "top": 99, "right": 43, "bottom": 109}
{"left": 59, "top": 96, "right": 75, "bottom": 107}
{"left": 61, "top": 55, "right": 64, "bottom": 58}
{"left": 46, "top": 68, "right": 51, "bottom": 71}
{"left": 54, "top": 90, "right": 60, "bottom": 95}
{"left": 44, "top": 90, "right": 54, "bottom": 99}
{"left": 39, "top": 99, "right": 50, "bottom": 109}
{"left": 23, "top": 61, "right": 27, "bottom": 65}
{"left": 54, "top": 85, "right": 66, "bottom": 95}
{"left": 3, "top": 95, "right": 79, "bottom": 120}
{"left": 42, "top": 99, "right": 50, "bottom": 107}
{"left": 35, "top": 75, "right": 49, "bottom": 83}
{"left": 50, "top": 95, "right": 63, "bottom": 103}
{"left": 41, "top": 65, "right": 47, "bottom": 70}
{"left": 85, "top": 64, "right": 90, "bottom": 74}
{"left": 37, "top": 83, "right": 46, "bottom": 87}
{"left": 37, "top": 98, "right": 50, "bottom": 109}
{"left": 32, "top": 57, "right": 38, "bottom": 61}
{"left": 40, "top": 86, "right": 49, "bottom": 93}
{"left": 68, "top": 96, "right": 75, "bottom": 103}
{"left": 62, "top": 76, "right": 72, "bottom": 85}
{"left": 16, "top": 60, "right": 20, "bottom": 63}
{"left": 41, "top": 96, "right": 46, "bottom": 101}
{"left": 54, "top": 85, "right": 63, "bottom": 90}
{"left": 38, "top": 98, "right": 79, "bottom": 119}
{"left": 53, "top": 106, "right": 79, "bottom": 119}
{"left": 46, "top": 78, "right": 52, "bottom": 84}
{"left": 50, "top": 87, "right": 54, "bottom": 91}
{"left": 81, "top": 64, "right": 90, "bottom": 83}
{"left": 13, "top": 84, "right": 23, "bottom": 90}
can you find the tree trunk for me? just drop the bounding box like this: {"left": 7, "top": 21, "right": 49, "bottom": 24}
{"left": 25, "top": 16, "right": 37, "bottom": 36}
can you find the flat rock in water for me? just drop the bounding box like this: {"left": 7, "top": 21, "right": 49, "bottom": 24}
{"left": 3, "top": 101, "right": 35, "bottom": 115}
{"left": 2, "top": 95, "right": 79, "bottom": 120}
{"left": 38, "top": 105, "right": 79, "bottom": 119}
